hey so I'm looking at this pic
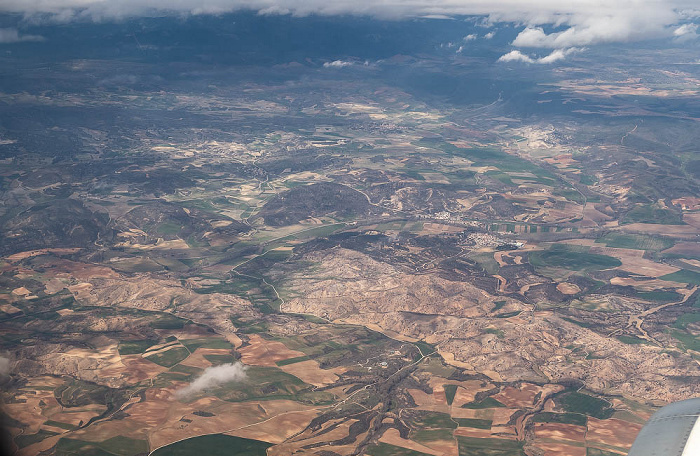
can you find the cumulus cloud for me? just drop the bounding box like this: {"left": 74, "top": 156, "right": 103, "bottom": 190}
{"left": 674, "top": 23, "right": 698, "bottom": 41}
{"left": 323, "top": 59, "right": 353, "bottom": 68}
{"left": 463, "top": 33, "right": 477, "bottom": 41}
{"left": 484, "top": 31, "right": 495, "bottom": 39}
{"left": 175, "top": 362, "right": 247, "bottom": 398}
{"left": 0, "top": 1, "right": 690, "bottom": 27}
{"left": 0, "top": 1, "right": 697, "bottom": 56}
{"left": 0, "top": 28, "right": 44, "bottom": 43}
{"left": 498, "top": 47, "right": 580, "bottom": 64}
{"left": 537, "top": 46, "right": 581, "bottom": 63}
{"left": 511, "top": 16, "right": 660, "bottom": 49}
{"left": 498, "top": 50, "right": 534, "bottom": 63}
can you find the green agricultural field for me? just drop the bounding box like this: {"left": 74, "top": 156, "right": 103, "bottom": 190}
{"left": 672, "top": 330, "right": 700, "bottom": 352}
{"left": 529, "top": 247, "right": 621, "bottom": 272}
{"left": 276, "top": 355, "right": 311, "bottom": 366}
{"left": 595, "top": 233, "right": 674, "bottom": 251}
{"left": 491, "top": 301, "right": 507, "bottom": 312}
{"left": 418, "top": 358, "right": 457, "bottom": 378}
{"left": 56, "top": 436, "right": 149, "bottom": 456}
{"left": 16, "top": 430, "right": 59, "bottom": 449}
{"left": 204, "top": 354, "right": 237, "bottom": 365}
{"left": 484, "top": 328, "right": 504, "bottom": 338}
{"left": 622, "top": 205, "right": 683, "bottom": 225}
{"left": 579, "top": 174, "right": 598, "bottom": 185}
{"left": 290, "top": 390, "right": 337, "bottom": 406}
{"left": 366, "top": 442, "right": 432, "bottom": 456}
{"left": 637, "top": 290, "right": 682, "bottom": 302}
{"left": 401, "top": 169, "right": 427, "bottom": 181}
{"left": 412, "top": 428, "right": 455, "bottom": 442}
{"left": 276, "top": 327, "right": 392, "bottom": 366}
{"left": 553, "top": 188, "right": 585, "bottom": 204}
{"left": 587, "top": 449, "right": 625, "bottom": 456}
{"left": 156, "top": 221, "right": 182, "bottom": 235}
{"left": 557, "top": 392, "right": 614, "bottom": 419}
{"left": 461, "top": 397, "right": 505, "bottom": 409}
{"left": 612, "top": 410, "right": 648, "bottom": 425}
{"left": 485, "top": 171, "right": 514, "bottom": 186}
{"left": 375, "top": 221, "right": 408, "bottom": 231}
{"left": 181, "top": 338, "right": 233, "bottom": 352}
{"left": 494, "top": 311, "right": 520, "bottom": 319}
{"left": 110, "top": 257, "right": 164, "bottom": 273}
{"left": 531, "top": 412, "right": 587, "bottom": 426}
{"left": 374, "top": 221, "right": 424, "bottom": 232}
{"left": 673, "top": 312, "right": 700, "bottom": 329}
{"left": 44, "top": 419, "right": 78, "bottom": 430}
{"left": 562, "top": 317, "right": 592, "bottom": 328}
{"left": 118, "top": 339, "right": 158, "bottom": 355}
{"left": 455, "top": 418, "right": 492, "bottom": 429}
{"left": 231, "top": 317, "right": 269, "bottom": 334}
{"left": 213, "top": 365, "right": 308, "bottom": 402}
{"left": 693, "top": 294, "right": 700, "bottom": 309}
{"left": 54, "top": 380, "right": 113, "bottom": 408}
{"left": 169, "top": 364, "right": 202, "bottom": 377}
{"left": 149, "top": 314, "right": 188, "bottom": 330}
{"left": 617, "top": 335, "right": 653, "bottom": 345}
{"left": 192, "top": 277, "right": 258, "bottom": 296}
{"left": 467, "top": 253, "right": 500, "bottom": 274}
{"left": 276, "top": 335, "right": 344, "bottom": 358}
{"left": 152, "top": 434, "right": 271, "bottom": 456}
{"left": 154, "top": 258, "right": 190, "bottom": 272}
{"left": 660, "top": 269, "right": 700, "bottom": 285}
{"left": 414, "top": 340, "right": 437, "bottom": 356}
{"left": 193, "top": 274, "right": 282, "bottom": 313}
{"left": 444, "top": 384, "right": 458, "bottom": 405}
{"left": 145, "top": 347, "right": 190, "bottom": 367}
{"left": 456, "top": 436, "right": 525, "bottom": 456}
{"left": 409, "top": 412, "right": 457, "bottom": 430}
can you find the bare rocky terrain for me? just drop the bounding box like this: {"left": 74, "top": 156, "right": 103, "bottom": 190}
{"left": 280, "top": 248, "right": 700, "bottom": 403}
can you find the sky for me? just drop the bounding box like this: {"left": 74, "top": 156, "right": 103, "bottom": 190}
{"left": 0, "top": 1, "right": 698, "bottom": 62}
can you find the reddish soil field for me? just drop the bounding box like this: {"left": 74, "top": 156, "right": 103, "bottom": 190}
{"left": 586, "top": 417, "right": 642, "bottom": 450}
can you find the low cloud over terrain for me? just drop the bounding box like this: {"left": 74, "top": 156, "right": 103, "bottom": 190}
{"left": 323, "top": 60, "right": 354, "bottom": 68}
{"left": 1, "top": 1, "right": 697, "bottom": 62}
{"left": 498, "top": 47, "right": 581, "bottom": 64}
{"left": 0, "top": 28, "right": 43, "bottom": 43}
{"left": 176, "top": 362, "right": 247, "bottom": 398}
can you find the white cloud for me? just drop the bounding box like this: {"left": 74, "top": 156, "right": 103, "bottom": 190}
{"left": 258, "top": 5, "right": 291, "bottom": 15}
{"left": 512, "top": 15, "right": 661, "bottom": 49}
{"left": 463, "top": 34, "right": 477, "bottom": 41}
{"left": 323, "top": 59, "right": 353, "bottom": 68}
{"left": 0, "top": 28, "right": 44, "bottom": 43}
{"left": 498, "top": 50, "right": 534, "bottom": 63}
{"left": 0, "top": 1, "right": 690, "bottom": 26}
{"left": 421, "top": 14, "right": 453, "bottom": 20}
{"left": 498, "top": 47, "right": 580, "bottom": 64}
{"left": 675, "top": 23, "right": 698, "bottom": 36}
{"left": 537, "top": 46, "right": 581, "bottom": 63}
{"left": 175, "top": 362, "right": 247, "bottom": 398}
{"left": 0, "top": 1, "right": 697, "bottom": 53}
{"left": 484, "top": 31, "right": 495, "bottom": 39}
{"left": 674, "top": 23, "right": 698, "bottom": 41}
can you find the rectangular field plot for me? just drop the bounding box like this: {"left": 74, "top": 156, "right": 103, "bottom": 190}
{"left": 151, "top": 434, "right": 271, "bottom": 456}
{"left": 456, "top": 436, "right": 525, "bottom": 456}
